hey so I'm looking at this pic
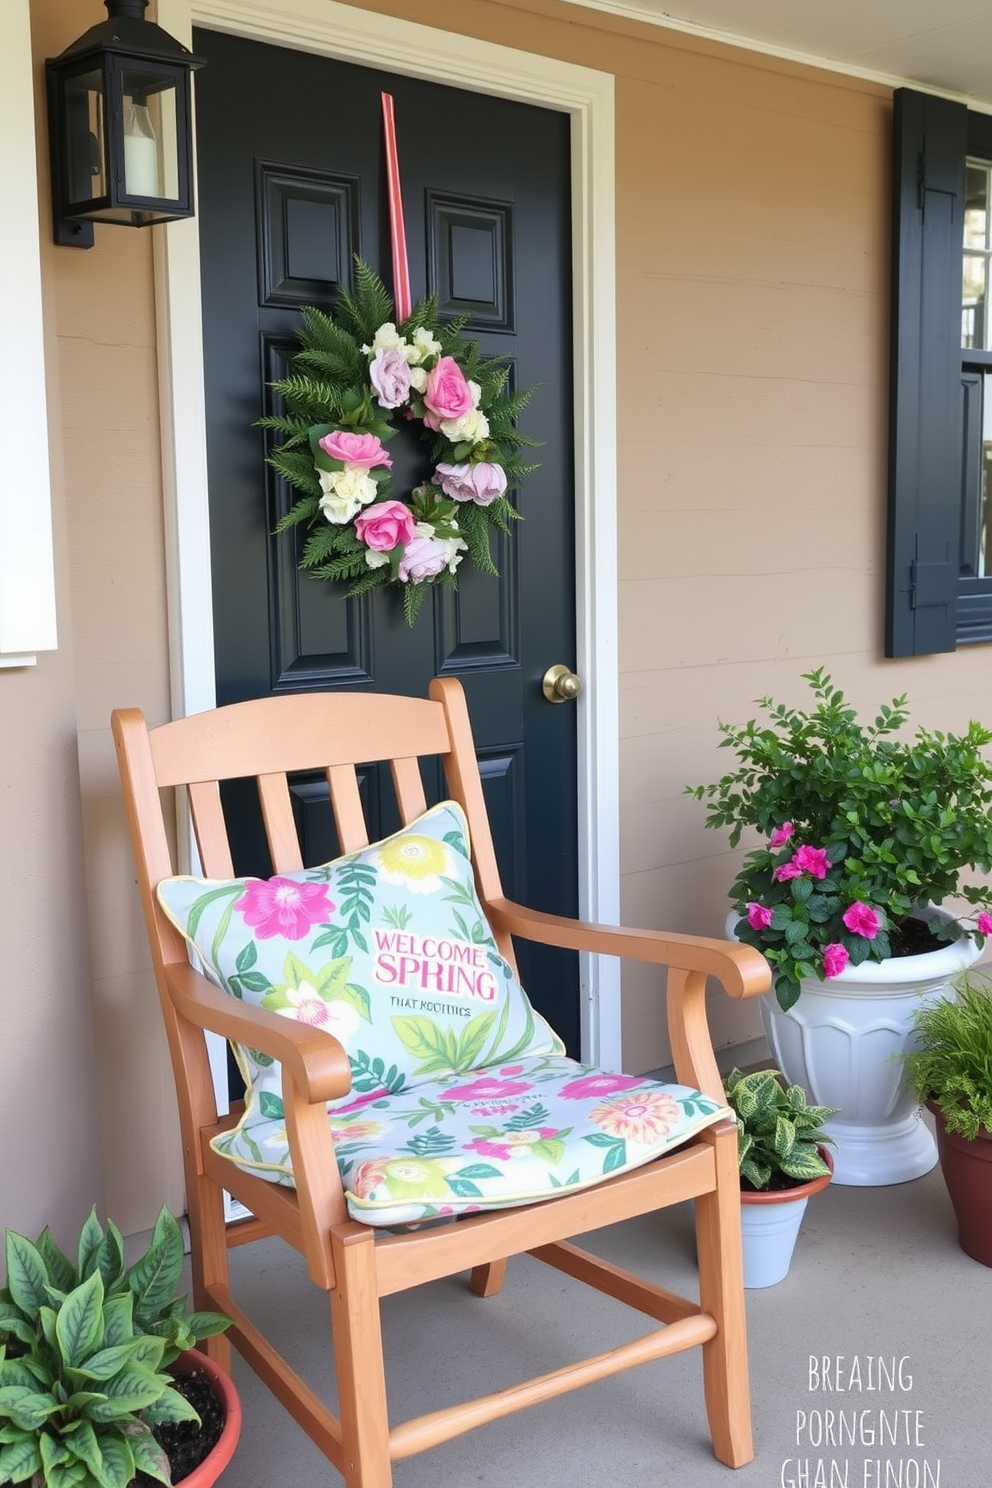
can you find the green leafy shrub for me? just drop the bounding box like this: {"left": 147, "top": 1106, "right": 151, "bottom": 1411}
{"left": 0, "top": 1206, "right": 229, "bottom": 1487}
{"left": 688, "top": 668, "right": 992, "bottom": 1010}
{"left": 903, "top": 976, "right": 992, "bottom": 1140}
{"left": 724, "top": 1067, "right": 836, "bottom": 1191}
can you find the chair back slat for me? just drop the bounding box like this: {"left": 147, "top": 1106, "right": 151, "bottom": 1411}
{"left": 148, "top": 692, "right": 451, "bottom": 787}
{"left": 390, "top": 756, "right": 428, "bottom": 825}
{"left": 326, "top": 764, "right": 370, "bottom": 853}
{"left": 258, "top": 773, "right": 305, "bottom": 873}
{"left": 187, "top": 780, "right": 235, "bottom": 879}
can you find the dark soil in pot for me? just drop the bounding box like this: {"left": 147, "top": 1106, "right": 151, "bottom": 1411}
{"left": 889, "top": 917, "right": 952, "bottom": 958}
{"left": 133, "top": 1366, "right": 224, "bottom": 1486}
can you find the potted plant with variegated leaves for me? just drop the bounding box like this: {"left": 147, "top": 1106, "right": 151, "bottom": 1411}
{"left": 724, "top": 1067, "right": 835, "bottom": 1288}
{"left": 0, "top": 1205, "right": 239, "bottom": 1487}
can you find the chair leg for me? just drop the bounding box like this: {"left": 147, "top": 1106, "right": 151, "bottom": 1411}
{"left": 695, "top": 1125, "right": 753, "bottom": 1468}
{"left": 468, "top": 1257, "right": 507, "bottom": 1297}
{"left": 329, "top": 1227, "right": 392, "bottom": 1488}
{"left": 186, "top": 1167, "right": 233, "bottom": 1375}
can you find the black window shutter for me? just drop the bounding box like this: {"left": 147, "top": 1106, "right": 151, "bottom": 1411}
{"left": 886, "top": 88, "right": 968, "bottom": 657}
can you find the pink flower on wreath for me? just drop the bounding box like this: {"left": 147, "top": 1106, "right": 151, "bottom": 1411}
{"left": 747, "top": 902, "right": 774, "bottom": 931}
{"left": 317, "top": 430, "right": 392, "bottom": 469}
{"left": 791, "top": 845, "right": 831, "bottom": 880}
{"left": 769, "top": 822, "right": 794, "bottom": 849}
{"left": 977, "top": 911, "right": 992, "bottom": 936}
{"left": 822, "top": 942, "right": 850, "bottom": 979}
{"left": 467, "top": 462, "right": 507, "bottom": 506}
{"left": 842, "top": 901, "right": 881, "bottom": 939}
{"left": 423, "top": 356, "right": 475, "bottom": 428}
{"left": 774, "top": 861, "right": 803, "bottom": 882}
{"left": 590, "top": 1090, "right": 681, "bottom": 1144}
{"left": 559, "top": 1071, "right": 645, "bottom": 1101}
{"left": 435, "top": 461, "right": 507, "bottom": 507}
{"left": 354, "top": 500, "right": 416, "bottom": 552}
{"left": 234, "top": 877, "right": 334, "bottom": 940}
{"left": 397, "top": 534, "right": 451, "bottom": 583}
{"left": 433, "top": 462, "right": 475, "bottom": 501}
{"left": 369, "top": 347, "right": 412, "bottom": 409}
{"left": 443, "top": 1075, "right": 533, "bottom": 1103}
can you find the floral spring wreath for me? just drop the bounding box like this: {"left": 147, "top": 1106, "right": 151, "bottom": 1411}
{"left": 260, "top": 261, "right": 540, "bottom": 626}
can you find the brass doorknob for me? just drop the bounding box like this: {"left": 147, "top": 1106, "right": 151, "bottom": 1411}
{"left": 542, "top": 664, "right": 583, "bottom": 704}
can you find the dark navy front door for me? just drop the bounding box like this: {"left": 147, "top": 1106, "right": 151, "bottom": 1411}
{"left": 195, "top": 28, "right": 580, "bottom": 1048}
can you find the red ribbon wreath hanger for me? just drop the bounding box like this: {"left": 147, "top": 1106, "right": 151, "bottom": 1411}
{"left": 380, "top": 92, "right": 412, "bottom": 323}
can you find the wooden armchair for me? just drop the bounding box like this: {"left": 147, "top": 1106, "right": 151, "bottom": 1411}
{"left": 112, "top": 679, "right": 769, "bottom": 1487}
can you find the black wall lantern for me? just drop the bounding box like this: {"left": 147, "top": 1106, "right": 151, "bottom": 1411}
{"left": 46, "top": 0, "right": 205, "bottom": 248}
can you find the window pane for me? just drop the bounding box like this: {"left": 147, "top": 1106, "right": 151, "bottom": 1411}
{"left": 963, "top": 159, "right": 992, "bottom": 348}
{"left": 965, "top": 163, "right": 989, "bottom": 247}
{"left": 982, "top": 373, "right": 992, "bottom": 576}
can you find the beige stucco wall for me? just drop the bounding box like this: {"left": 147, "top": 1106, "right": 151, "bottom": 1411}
{"left": 15, "top": 0, "right": 992, "bottom": 1235}
{"left": 23, "top": 0, "right": 185, "bottom": 1237}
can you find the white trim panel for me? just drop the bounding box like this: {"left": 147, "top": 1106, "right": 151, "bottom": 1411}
{"left": 2, "top": 1, "right": 57, "bottom": 663}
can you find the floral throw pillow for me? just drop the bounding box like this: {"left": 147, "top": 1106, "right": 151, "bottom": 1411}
{"left": 156, "top": 802, "right": 564, "bottom": 1177}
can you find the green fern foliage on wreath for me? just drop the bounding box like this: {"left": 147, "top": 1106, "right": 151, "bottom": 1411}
{"left": 257, "top": 260, "right": 540, "bottom": 622}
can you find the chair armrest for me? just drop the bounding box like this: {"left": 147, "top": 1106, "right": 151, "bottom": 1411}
{"left": 486, "top": 898, "right": 770, "bottom": 1001}
{"left": 164, "top": 961, "right": 353, "bottom": 1106}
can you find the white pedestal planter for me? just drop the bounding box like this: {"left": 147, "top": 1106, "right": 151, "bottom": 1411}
{"left": 753, "top": 921, "right": 980, "bottom": 1187}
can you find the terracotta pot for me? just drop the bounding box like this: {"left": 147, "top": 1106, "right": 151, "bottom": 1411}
{"left": 927, "top": 1102, "right": 992, "bottom": 1268}
{"left": 169, "top": 1348, "right": 242, "bottom": 1486}
{"left": 738, "top": 1148, "right": 833, "bottom": 1288}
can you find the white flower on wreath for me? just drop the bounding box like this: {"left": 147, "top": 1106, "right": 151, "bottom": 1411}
{"left": 438, "top": 533, "right": 467, "bottom": 574}
{"left": 363, "top": 322, "right": 405, "bottom": 355}
{"left": 440, "top": 408, "right": 490, "bottom": 444}
{"left": 404, "top": 326, "right": 443, "bottom": 365}
{"left": 318, "top": 467, "right": 377, "bottom": 524}
{"left": 409, "top": 366, "right": 428, "bottom": 393}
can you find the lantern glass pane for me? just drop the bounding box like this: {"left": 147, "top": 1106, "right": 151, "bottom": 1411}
{"left": 64, "top": 69, "right": 106, "bottom": 204}
{"left": 121, "top": 69, "right": 179, "bottom": 200}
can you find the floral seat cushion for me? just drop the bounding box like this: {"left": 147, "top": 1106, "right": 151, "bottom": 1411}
{"left": 212, "top": 1056, "right": 730, "bottom": 1226}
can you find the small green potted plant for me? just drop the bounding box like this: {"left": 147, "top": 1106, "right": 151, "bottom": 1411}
{"left": 689, "top": 668, "right": 992, "bottom": 1187}
{"left": 903, "top": 975, "right": 992, "bottom": 1267}
{"left": 0, "top": 1205, "right": 239, "bottom": 1487}
{"left": 723, "top": 1067, "right": 836, "bottom": 1288}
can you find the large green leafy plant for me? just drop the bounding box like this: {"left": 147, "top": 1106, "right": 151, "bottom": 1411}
{"left": 903, "top": 976, "right": 992, "bottom": 1140}
{"left": 0, "top": 1206, "right": 229, "bottom": 1488}
{"left": 723, "top": 1067, "right": 835, "bottom": 1191}
{"left": 688, "top": 669, "right": 992, "bottom": 1010}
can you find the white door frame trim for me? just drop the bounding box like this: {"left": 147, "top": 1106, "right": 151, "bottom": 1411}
{"left": 153, "top": 0, "right": 621, "bottom": 1068}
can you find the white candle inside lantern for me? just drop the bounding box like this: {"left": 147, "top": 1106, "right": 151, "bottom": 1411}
{"left": 124, "top": 101, "right": 159, "bottom": 197}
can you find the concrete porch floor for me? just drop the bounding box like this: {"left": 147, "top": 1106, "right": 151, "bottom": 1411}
{"left": 201, "top": 1110, "right": 991, "bottom": 1488}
